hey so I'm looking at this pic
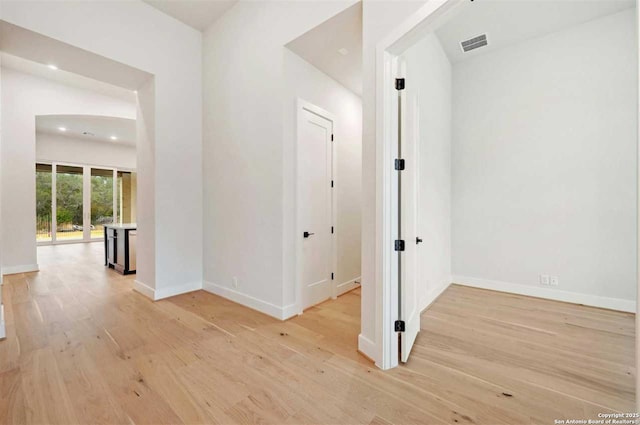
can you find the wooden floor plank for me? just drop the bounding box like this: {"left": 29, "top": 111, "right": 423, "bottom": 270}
{"left": 0, "top": 243, "right": 634, "bottom": 424}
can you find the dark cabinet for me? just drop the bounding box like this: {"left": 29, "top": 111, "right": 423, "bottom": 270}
{"left": 104, "top": 225, "right": 137, "bottom": 275}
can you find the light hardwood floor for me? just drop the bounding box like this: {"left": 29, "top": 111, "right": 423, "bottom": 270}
{"left": 0, "top": 243, "right": 635, "bottom": 424}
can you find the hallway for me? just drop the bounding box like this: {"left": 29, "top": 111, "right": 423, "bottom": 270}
{"left": 0, "top": 244, "right": 634, "bottom": 424}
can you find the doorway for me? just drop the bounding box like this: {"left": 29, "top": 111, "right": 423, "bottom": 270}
{"left": 377, "top": 0, "right": 639, "bottom": 370}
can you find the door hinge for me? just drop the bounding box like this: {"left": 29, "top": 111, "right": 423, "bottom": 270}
{"left": 331, "top": 180, "right": 334, "bottom": 188}
{"left": 395, "top": 320, "right": 405, "bottom": 332}
{"left": 331, "top": 134, "right": 334, "bottom": 141}
{"left": 395, "top": 159, "right": 405, "bottom": 170}
{"left": 331, "top": 273, "right": 334, "bottom": 280}
{"left": 394, "top": 240, "right": 405, "bottom": 251}
{"left": 395, "top": 78, "right": 405, "bottom": 91}
{"left": 331, "top": 226, "right": 334, "bottom": 234}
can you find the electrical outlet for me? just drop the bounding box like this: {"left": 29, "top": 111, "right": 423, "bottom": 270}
{"left": 232, "top": 277, "right": 238, "bottom": 288}
{"left": 550, "top": 276, "right": 559, "bottom": 286}
{"left": 540, "top": 274, "right": 550, "bottom": 285}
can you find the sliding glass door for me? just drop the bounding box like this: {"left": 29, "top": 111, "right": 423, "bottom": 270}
{"left": 91, "top": 168, "right": 115, "bottom": 240}
{"left": 55, "top": 165, "right": 84, "bottom": 241}
{"left": 36, "top": 164, "right": 53, "bottom": 242}
{"left": 36, "top": 162, "right": 135, "bottom": 244}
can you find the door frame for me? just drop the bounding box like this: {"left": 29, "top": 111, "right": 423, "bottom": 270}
{"left": 295, "top": 98, "right": 338, "bottom": 315}
{"left": 375, "top": 0, "right": 464, "bottom": 369}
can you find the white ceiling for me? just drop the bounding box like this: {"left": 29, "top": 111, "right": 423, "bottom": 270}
{"left": 142, "top": 0, "right": 237, "bottom": 31}
{"left": 286, "top": 2, "right": 362, "bottom": 96}
{"left": 0, "top": 20, "right": 151, "bottom": 90}
{"left": 436, "top": 0, "right": 636, "bottom": 63}
{"left": 37, "top": 115, "right": 137, "bottom": 147}
{"left": 1, "top": 53, "right": 136, "bottom": 103}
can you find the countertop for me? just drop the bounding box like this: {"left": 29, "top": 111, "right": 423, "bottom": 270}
{"left": 104, "top": 223, "right": 137, "bottom": 230}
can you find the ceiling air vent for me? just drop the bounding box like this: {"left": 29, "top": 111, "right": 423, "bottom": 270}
{"left": 460, "top": 34, "right": 488, "bottom": 53}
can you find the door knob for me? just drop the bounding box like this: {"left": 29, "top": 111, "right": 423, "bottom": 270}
{"left": 416, "top": 237, "right": 423, "bottom": 244}
{"left": 303, "top": 231, "right": 315, "bottom": 238}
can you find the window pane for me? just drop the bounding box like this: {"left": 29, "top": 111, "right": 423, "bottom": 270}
{"left": 91, "top": 168, "right": 113, "bottom": 238}
{"left": 117, "top": 171, "right": 136, "bottom": 224}
{"left": 56, "top": 165, "right": 84, "bottom": 241}
{"left": 36, "top": 164, "right": 52, "bottom": 242}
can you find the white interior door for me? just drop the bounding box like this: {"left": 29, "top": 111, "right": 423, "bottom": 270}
{"left": 299, "top": 107, "right": 334, "bottom": 310}
{"left": 400, "top": 90, "right": 421, "bottom": 362}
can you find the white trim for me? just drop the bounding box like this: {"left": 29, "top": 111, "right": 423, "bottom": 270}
{"left": 0, "top": 305, "right": 5, "bottom": 340}
{"left": 336, "top": 276, "right": 361, "bottom": 297}
{"left": 281, "top": 303, "right": 298, "bottom": 320}
{"left": 203, "top": 280, "right": 294, "bottom": 320}
{"left": 375, "top": 0, "right": 465, "bottom": 370}
{"left": 52, "top": 163, "right": 57, "bottom": 243}
{"left": 453, "top": 275, "right": 636, "bottom": 313}
{"left": 36, "top": 158, "right": 135, "bottom": 173}
{"left": 134, "top": 279, "right": 202, "bottom": 301}
{"left": 2, "top": 264, "right": 39, "bottom": 275}
{"left": 358, "top": 333, "right": 376, "bottom": 362}
{"left": 155, "top": 281, "right": 201, "bottom": 300}
{"left": 133, "top": 279, "right": 155, "bottom": 299}
{"left": 418, "top": 279, "right": 451, "bottom": 314}
{"left": 38, "top": 239, "right": 103, "bottom": 246}
{"left": 295, "top": 98, "right": 338, "bottom": 315}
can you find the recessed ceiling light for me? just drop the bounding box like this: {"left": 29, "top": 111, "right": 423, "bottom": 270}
{"left": 110, "top": 136, "right": 118, "bottom": 140}
{"left": 338, "top": 48, "right": 349, "bottom": 56}
{"left": 133, "top": 90, "right": 138, "bottom": 94}
{"left": 58, "top": 127, "right": 66, "bottom": 132}
{"left": 48, "top": 64, "right": 58, "bottom": 70}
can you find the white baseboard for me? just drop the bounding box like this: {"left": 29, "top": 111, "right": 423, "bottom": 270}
{"left": 134, "top": 280, "right": 202, "bottom": 301}
{"left": 133, "top": 280, "right": 155, "bottom": 300}
{"left": 336, "top": 276, "right": 361, "bottom": 297}
{"left": 155, "top": 281, "right": 202, "bottom": 300}
{"left": 203, "top": 280, "right": 292, "bottom": 320}
{"left": 419, "top": 278, "right": 451, "bottom": 313}
{"left": 281, "top": 303, "right": 300, "bottom": 320}
{"left": 358, "top": 333, "right": 377, "bottom": 363}
{"left": 0, "top": 305, "right": 5, "bottom": 340}
{"left": 2, "top": 264, "right": 39, "bottom": 276}
{"left": 453, "top": 275, "right": 636, "bottom": 313}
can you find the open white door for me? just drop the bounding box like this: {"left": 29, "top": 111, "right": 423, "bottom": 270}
{"left": 399, "top": 84, "right": 421, "bottom": 363}
{"left": 299, "top": 105, "right": 334, "bottom": 310}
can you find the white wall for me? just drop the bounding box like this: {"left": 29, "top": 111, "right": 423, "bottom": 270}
{"left": 0, "top": 1, "right": 202, "bottom": 298}
{"left": 635, "top": 0, "right": 640, "bottom": 410}
{"left": 283, "top": 50, "right": 362, "bottom": 303}
{"left": 451, "top": 9, "right": 638, "bottom": 311}
{"left": 202, "top": 0, "right": 358, "bottom": 319}
{"left": 36, "top": 132, "right": 136, "bottom": 170}
{"left": 636, "top": 1, "right": 640, "bottom": 412}
{"left": 0, "top": 68, "right": 135, "bottom": 272}
{"left": 360, "top": 0, "right": 427, "bottom": 364}
{"left": 0, "top": 55, "right": 4, "bottom": 339}
{"left": 402, "top": 33, "right": 452, "bottom": 311}
{"left": 136, "top": 76, "right": 156, "bottom": 294}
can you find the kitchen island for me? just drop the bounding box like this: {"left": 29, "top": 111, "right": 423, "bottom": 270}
{"left": 104, "top": 223, "right": 137, "bottom": 275}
